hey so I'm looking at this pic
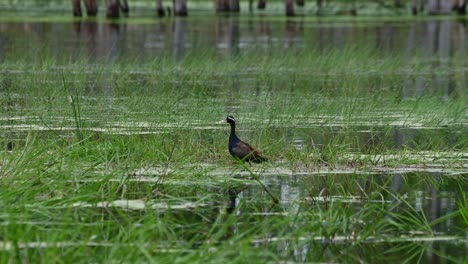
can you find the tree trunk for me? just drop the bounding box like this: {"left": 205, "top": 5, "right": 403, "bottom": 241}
{"left": 156, "top": 0, "right": 165, "bottom": 16}
{"left": 120, "top": 0, "right": 129, "bottom": 13}
{"left": 411, "top": 0, "right": 418, "bottom": 14}
{"left": 230, "top": 0, "right": 240, "bottom": 12}
{"left": 317, "top": 0, "right": 323, "bottom": 15}
{"left": 84, "top": 0, "right": 98, "bottom": 16}
{"left": 258, "top": 0, "right": 266, "bottom": 9}
{"left": 174, "top": 0, "right": 188, "bottom": 16}
{"left": 456, "top": 0, "right": 467, "bottom": 14}
{"left": 428, "top": 0, "right": 452, "bottom": 14}
{"left": 296, "top": 0, "right": 304, "bottom": 7}
{"left": 72, "top": 0, "right": 82, "bottom": 17}
{"left": 106, "top": 0, "right": 120, "bottom": 17}
{"left": 216, "top": 0, "right": 229, "bottom": 12}
{"left": 286, "top": 0, "right": 295, "bottom": 16}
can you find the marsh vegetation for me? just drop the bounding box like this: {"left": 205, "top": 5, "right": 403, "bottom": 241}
{"left": 0, "top": 3, "right": 467, "bottom": 263}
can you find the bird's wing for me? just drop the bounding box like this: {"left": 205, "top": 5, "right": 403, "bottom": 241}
{"left": 234, "top": 141, "right": 265, "bottom": 160}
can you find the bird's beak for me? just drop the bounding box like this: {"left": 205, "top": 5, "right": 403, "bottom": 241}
{"left": 219, "top": 118, "right": 227, "bottom": 124}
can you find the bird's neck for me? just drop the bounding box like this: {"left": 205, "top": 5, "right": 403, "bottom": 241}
{"left": 229, "top": 123, "right": 238, "bottom": 142}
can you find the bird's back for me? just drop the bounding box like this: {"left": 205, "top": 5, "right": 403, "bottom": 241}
{"left": 229, "top": 137, "right": 267, "bottom": 163}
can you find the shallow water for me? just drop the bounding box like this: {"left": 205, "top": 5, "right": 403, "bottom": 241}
{"left": 0, "top": 17, "right": 467, "bottom": 61}
{"left": 5, "top": 171, "right": 465, "bottom": 262}
{"left": 0, "top": 13, "right": 467, "bottom": 262}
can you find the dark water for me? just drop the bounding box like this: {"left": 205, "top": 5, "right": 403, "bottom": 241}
{"left": 0, "top": 15, "right": 466, "bottom": 262}
{"left": 0, "top": 18, "right": 467, "bottom": 62}
{"left": 91, "top": 171, "right": 466, "bottom": 263}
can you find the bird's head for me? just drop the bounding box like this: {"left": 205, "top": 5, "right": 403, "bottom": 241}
{"left": 225, "top": 115, "right": 236, "bottom": 124}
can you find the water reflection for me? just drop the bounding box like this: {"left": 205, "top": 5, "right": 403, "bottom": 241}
{"left": 173, "top": 17, "right": 187, "bottom": 61}
{"left": 1, "top": 18, "right": 467, "bottom": 62}
{"left": 224, "top": 171, "right": 464, "bottom": 262}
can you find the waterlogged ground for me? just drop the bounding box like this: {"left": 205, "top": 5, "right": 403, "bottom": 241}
{"left": 0, "top": 11, "right": 467, "bottom": 263}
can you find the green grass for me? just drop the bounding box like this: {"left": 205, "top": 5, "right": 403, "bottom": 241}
{"left": 0, "top": 16, "right": 467, "bottom": 263}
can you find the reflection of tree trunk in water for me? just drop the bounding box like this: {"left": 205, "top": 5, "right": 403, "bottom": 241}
{"left": 156, "top": 0, "right": 165, "bottom": 16}
{"left": 286, "top": 0, "right": 295, "bottom": 16}
{"left": 258, "top": 0, "right": 266, "bottom": 9}
{"left": 103, "top": 23, "right": 120, "bottom": 95}
{"left": 438, "top": 20, "right": 451, "bottom": 98}
{"left": 422, "top": 21, "right": 437, "bottom": 96}
{"left": 106, "top": 0, "right": 120, "bottom": 17}
{"left": 85, "top": 22, "right": 98, "bottom": 61}
{"left": 227, "top": 17, "right": 240, "bottom": 56}
{"left": 391, "top": 174, "right": 404, "bottom": 196}
{"left": 429, "top": 173, "right": 441, "bottom": 223}
{"left": 284, "top": 20, "right": 296, "bottom": 48}
{"left": 317, "top": 24, "right": 326, "bottom": 52}
{"left": 333, "top": 27, "right": 344, "bottom": 50}
{"left": 393, "top": 128, "right": 414, "bottom": 149}
{"left": 226, "top": 189, "right": 238, "bottom": 214}
{"left": 174, "top": 0, "right": 188, "bottom": 16}
{"left": 458, "top": 22, "right": 466, "bottom": 98}
{"left": 73, "top": 0, "right": 82, "bottom": 16}
{"left": 403, "top": 22, "right": 417, "bottom": 98}
{"left": 85, "top": 0, "right": 98, "bottom": 16}
{"left": 173, "top": 18, "right": 186, "bottom": 62}
{"left": 73, "top": 21, "right": 82, "bottom": 33}
{"left": 107, "top": 23, "right": 120, "bottom": 62}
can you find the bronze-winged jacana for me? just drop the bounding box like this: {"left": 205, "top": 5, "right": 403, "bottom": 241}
{"left": 225, "top": 116, "right": 268, "bottom": 163}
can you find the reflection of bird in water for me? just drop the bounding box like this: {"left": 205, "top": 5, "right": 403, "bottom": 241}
{"left": 224, "top": 116, "right": 268, "bottom": 163}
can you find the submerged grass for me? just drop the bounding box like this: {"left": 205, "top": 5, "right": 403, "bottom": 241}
{"left": 0, "top": 21, "right": 467, "bottom": 262}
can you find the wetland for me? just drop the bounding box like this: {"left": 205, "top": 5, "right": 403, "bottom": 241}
{"left": 0, "top": 7, "right": 467, "bottom": 263}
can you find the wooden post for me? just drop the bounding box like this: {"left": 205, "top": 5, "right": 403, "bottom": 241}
{"left": 84, "top": 0, "right": 98, "bottom": 16}
{"left": 72, "top": 0, "right": 82, "bottom": 17}
{"left": 156, "top": 0, "right": 165, "bottom": 16}
{"left": 286, "top": 0, "right": 295, "bottom": 16}
{"left": 174, "top": 0, "right": 188, "bottom": 16}
{"left": 107, "top": 0, "right": 120, "bottom": 17}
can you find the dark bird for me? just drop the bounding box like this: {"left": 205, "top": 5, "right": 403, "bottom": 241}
{"left": 225, "top": 116, "right": 268, "bottom": 163}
